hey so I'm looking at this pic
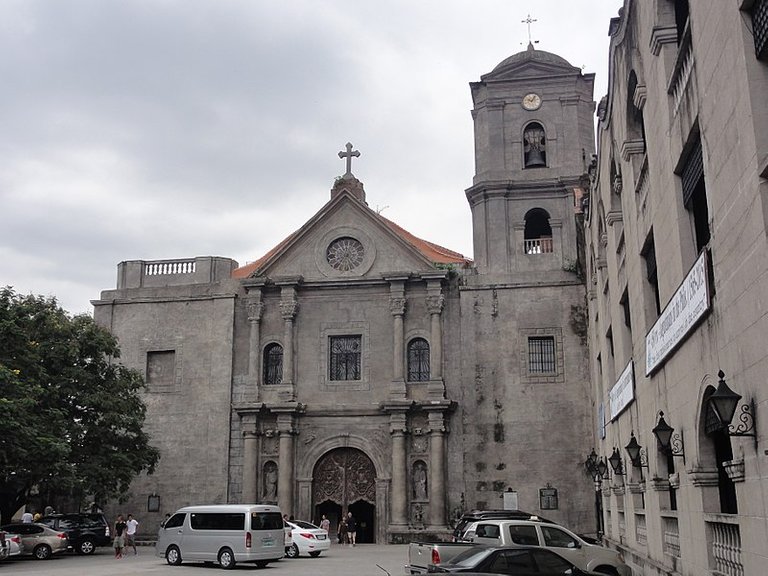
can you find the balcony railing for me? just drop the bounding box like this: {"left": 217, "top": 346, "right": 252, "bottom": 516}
{"left": 145, "top": 260, "right": 197, "bottom": 276}
{"left": 524, "top": 237, "right": 553, "bottom": 254}
{"left": 708, "top": 521, "right": 744, "bottom": 576}
{"left": 635, "top": 514, "right": 647, "bottom": 546}
{"left": 662, "top": 516, "right": 680, "bottom": 557}
{"left": 668, "top": 22, "right": 694, "bottom": 116}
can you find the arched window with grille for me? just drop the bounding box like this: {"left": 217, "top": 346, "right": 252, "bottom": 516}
{"left": 523, "top": 122, "right": 547, "bottom": 168}
{"left": 263, "top": 343, "right": 283, "bottom": 385}
{"left": 524, "top": 208, "right": 553, "bottom": 254}
{"left": 407, "top": 338, "right": 430, "bottom": 382}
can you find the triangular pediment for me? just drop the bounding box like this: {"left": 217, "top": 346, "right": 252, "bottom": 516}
{"left": 233, "top": 190, "right": 469, "bottom": 282}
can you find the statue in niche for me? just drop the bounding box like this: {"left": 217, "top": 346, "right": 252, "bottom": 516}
{"left": 524, "top": 124, "right": 547, "bottom": 167}
{"left": 413, "top": 462, "right": 428, "bottom": 500}
{"left": 263, "top": 462, "right": 278, "bottom": 501}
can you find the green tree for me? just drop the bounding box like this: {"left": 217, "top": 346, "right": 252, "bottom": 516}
{"left": 0, "top": 287, "right": 159, "bottom": 523}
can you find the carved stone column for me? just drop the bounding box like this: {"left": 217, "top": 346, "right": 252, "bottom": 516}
{"left": 389, "top": 413, "right": 409, "bottom": 528}
{"left": 391, "top": 297, "right": 407, "bottom": 395}
{"left": 241, "top": 414, "right": 259, "bottom": 502}
{"left": 247, "top": 299, "right": 264, "bottom": 390}
{"left": 279, "top": 284, "right": 299, "bottom": 401}
{"left": 386, "top": 276, "right": 409, "bottom": 399}
{"left": 427, "top": 411, "right": 447, "bottom": 529}
{"left": 426, "top": 294, "right": 445, "bottom": 381}
{"left": 277, "top": 415, "right": 296, "bottom": 516}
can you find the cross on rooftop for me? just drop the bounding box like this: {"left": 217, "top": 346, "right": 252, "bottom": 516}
{"left": 338, "top": 142, "right": 360, "bottom": 177}
{"left": 522, "top": 14, "right": 538, "bottom": 45}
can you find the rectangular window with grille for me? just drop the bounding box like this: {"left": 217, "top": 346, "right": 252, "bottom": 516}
{"left": 329, "top": 335, "right": 361, "bottom": 381}
{"left": 754, "top": 0, "right": 768, "bottom": 60}
{"left": 528, "top": 336, "right": 556, "bottom": 373}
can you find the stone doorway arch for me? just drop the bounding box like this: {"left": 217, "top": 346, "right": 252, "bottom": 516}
{"left": 312, "top": 447, "right": 376, "bottom": 543}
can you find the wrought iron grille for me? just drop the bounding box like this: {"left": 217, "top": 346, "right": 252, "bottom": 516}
{"left": 407, "top": 338, "right": 430, "bottom": 381}
{"left": 263, "top": 343, "right": 283, "bottom": 385}
{"left": 528, "top": 336, "right": 556, "bottom": 373}
{"left": 329, "top": 335, "right": 361, "bottom": 380}
{"left": 754, "top": 0, "right": 768, "bottom": 60}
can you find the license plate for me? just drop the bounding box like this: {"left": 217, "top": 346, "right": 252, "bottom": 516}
{"left": 261, "top": 538, "right": 275, "bottom": 547}
{"left": 317, "top": 534, "right": 326, "bottom": 540}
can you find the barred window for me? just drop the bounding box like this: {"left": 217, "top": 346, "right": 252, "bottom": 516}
{"left": 753, "top": 0, "right": 768, "bottom": 61}
{"left": 407, "top": 338, "right": 430, "bottom": 382}
{"left": 329, "top": 336, "right": 361, "bottom": 381}
{"left": 263, "top": 343, "right": 283, "bottom": 385}
{"left": 528, "top": 337, "right": 556, "bottom": 373}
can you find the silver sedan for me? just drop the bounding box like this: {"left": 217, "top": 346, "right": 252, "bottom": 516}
{"left": 0, "top": 523, "right": 68, "bottom": 559}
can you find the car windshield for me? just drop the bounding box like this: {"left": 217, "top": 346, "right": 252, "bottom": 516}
{"left": 448, "top": 547, "right": 494, "bottom": 567}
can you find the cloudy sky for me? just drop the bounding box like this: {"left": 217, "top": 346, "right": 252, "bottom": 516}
{"left": 1, "top": 0, "right": 622, "bottom": 315}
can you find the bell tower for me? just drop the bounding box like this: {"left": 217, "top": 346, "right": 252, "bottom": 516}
{"left": 466, "top": 43, "right": 596, "bottom": 279}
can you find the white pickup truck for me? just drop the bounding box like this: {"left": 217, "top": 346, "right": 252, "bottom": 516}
{"left": 469, "top": 519, "right": 631, "bottom": 576}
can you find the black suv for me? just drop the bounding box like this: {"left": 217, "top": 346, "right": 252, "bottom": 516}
{"left": 38, "top": 513, "right": 111, "bottom": 555}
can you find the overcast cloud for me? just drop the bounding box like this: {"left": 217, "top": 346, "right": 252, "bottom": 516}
{"left": 1, "top": 0, "right": 622, "bottom": 315}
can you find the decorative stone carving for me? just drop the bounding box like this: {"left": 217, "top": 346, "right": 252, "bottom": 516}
{"left": 263, "top": 461, "right": 278, "bottom": 501}
{"left": 612, "top": 173, "right": 623, "bottom": 195}
{"left": 723, "top": 459, "right": 745, "bottom": 483}
{"left": 280, "top": 300, "right": 298, "bottom": 320}
{"left": 411, "top": 503, "right": 425, "bottom": 528}
{"left": 247, "top": 301, "right": 264, "bottom": 322}
{"left": 390, "top": 297, "right": 407, "bottom": 316}
{"left": 413, "top": 461, "right": 428, "bottom": 500}
{"left": 426, "top": 295, "right": 445, "bottom": 315}
{"left": 412, "top": 435, "right": 428, "bottom": 454}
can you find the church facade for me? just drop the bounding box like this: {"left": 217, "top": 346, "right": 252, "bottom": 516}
{"left": 94, "top": 45, "right": 598, "bottom": 542}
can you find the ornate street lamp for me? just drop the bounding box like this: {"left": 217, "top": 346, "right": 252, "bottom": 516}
{"left": 709, "top": 371, "right": 742, "bottom": 428}
{"left": 608, "top": 447, "right": 624, "bottom": 475}
{"left": 707, "top": 370, "right": 757, "bottom": 448}
{"left": 625, "top": 432, "right": 648, "bottom": 469}
{"left": 652, "top": 411, "right": 685, "bottom": 461}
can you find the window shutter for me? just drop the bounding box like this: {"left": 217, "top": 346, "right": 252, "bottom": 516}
{"left": 681, "top": 139, "right": 703, "bottom": 207}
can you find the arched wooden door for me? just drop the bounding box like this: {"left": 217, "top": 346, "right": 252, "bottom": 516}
{"left": 313, "top": 447, "right": 376, "bottom": 543}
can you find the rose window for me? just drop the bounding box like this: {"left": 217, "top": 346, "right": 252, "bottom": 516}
{"left": 326, "top": 237, "right": 365, "bottom": 271}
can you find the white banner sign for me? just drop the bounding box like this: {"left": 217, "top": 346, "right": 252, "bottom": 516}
{"left": 645, "top": 251, "right": 711, "bottom": 375}
{"left": 609, "top": 360, "right": 635, "bottom": 420}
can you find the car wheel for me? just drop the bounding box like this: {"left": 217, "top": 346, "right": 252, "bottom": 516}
{"left": 166, "top": 545, "right": 182, "bottom": 566}
{"left": 34, "top": 544, "right": 52, "bottom": 560}
{"left": 77, "top": 538, "right": 95, "bottom": 555}
{"left": 309, "top": 551, "right": 321, "bottom": 557}
{"left": 286, "top": 543, "right": 299, "bottom": 558}
{"left": 218, "top": 547, "right": 236, "bottom": 570}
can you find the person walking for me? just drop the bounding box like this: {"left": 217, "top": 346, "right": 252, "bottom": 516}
{"left": 125, "top": 513, "right": 139, "bottom": 555}
{"left": 337, "top": 517, "right": 347, "bottom": 545}
{"left": 346, "top": 512, "right": 356, "bottom": 547}
{"left": 320, "top": 514, "right": 330, "bottom": 534}
{"left": 21, "top": 510, "right": 33, "bottom": 523}
{"left": 113, "top": 515, "right": 127, "bottom": 559}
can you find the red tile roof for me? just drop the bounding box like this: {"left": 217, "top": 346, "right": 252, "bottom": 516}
{"left": 232, "top": 211, "right": 471, "bottom": 279}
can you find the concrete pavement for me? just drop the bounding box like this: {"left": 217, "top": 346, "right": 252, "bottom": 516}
{"left": 2, "top": 543, "right": 410, "bottom": 575}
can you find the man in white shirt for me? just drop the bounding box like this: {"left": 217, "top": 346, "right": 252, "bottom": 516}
{"left": 125, "top": 514, "right": 139, "bottom": 555}
{"left": 21, "top": 511, "right": 33, "bottom": 523}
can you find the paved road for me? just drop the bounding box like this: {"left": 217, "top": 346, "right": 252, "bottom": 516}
{"left": 2, "top": 544, "right": 409, "bottom": 575}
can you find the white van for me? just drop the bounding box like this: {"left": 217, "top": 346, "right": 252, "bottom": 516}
{"left": 156, "top": 504, "right": 284, "bottom": 569}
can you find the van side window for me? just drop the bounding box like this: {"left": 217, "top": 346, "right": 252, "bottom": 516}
{"left": 164, "top": 513, "right": 185, "bottom": 529}
{"left": 250, "top": 512, "right": 283, "bottom": 530}
{"left": 540, "top": 526, "right": 579, "bottom": 548}
{"left": 190, "top": 513, "right": 245, "bottom": 531}
{"left": 508, "top": 524, "right": 539, "bottom": 545}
